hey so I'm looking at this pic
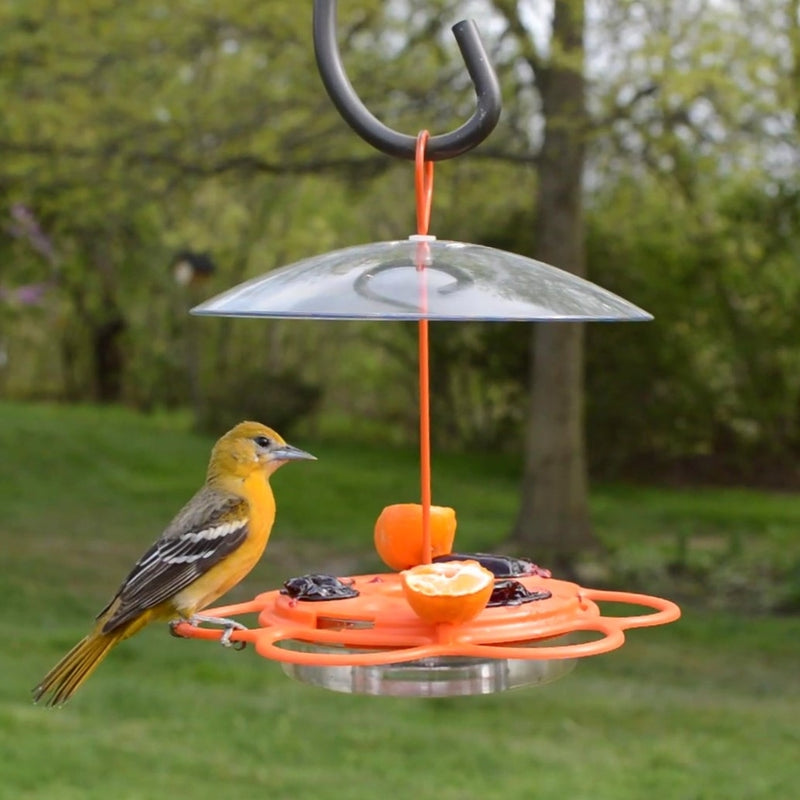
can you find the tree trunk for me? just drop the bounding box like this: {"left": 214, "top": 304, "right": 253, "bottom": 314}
{"left": 511, "top": 0, "right": 599, "bottom": 570}
{"left": 92, "top": 312, "right": 127, "bottom": 403}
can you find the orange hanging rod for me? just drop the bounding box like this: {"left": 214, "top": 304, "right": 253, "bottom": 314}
{"left": 415, "top": 131, "right": 435, "bottom": 563}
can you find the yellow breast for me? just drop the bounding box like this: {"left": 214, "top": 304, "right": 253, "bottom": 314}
{"left": 172, "top": 472, "right": 276, "bottom": 615}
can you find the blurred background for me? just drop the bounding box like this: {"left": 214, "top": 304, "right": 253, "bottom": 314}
{"left": 1, "top": 1, "right": 799, "bottom": 798}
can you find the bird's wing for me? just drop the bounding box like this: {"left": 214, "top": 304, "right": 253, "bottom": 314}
{"left": 98, "top": 488, "right": 249, "bottom": 632}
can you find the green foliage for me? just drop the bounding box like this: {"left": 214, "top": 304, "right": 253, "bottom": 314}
{"left": 0, "top": 0, "right": 389, "bottom": 404}
{"left": 4, "top": 0, "right": 800, "bottom": 483}
{"left": 586, "top": 175, "right": 800, "bottom": 480}
{"left": 197, "top": 368, "right": 321, "bottom": 436}
{"left": 1, "top": 0, "right": 532, "bottom": 430}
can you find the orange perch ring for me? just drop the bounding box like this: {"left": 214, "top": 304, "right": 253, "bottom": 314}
{"left": 173, "top": 573, "right": 680, "bottom": 666}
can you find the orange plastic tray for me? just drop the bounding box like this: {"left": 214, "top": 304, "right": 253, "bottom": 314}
{"left": 173, "top": 573, "right": 680, "bottom": 665}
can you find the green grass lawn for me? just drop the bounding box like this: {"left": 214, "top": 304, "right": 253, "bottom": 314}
{"left": 1, "top": 402, "right": 799, "bottom": 799}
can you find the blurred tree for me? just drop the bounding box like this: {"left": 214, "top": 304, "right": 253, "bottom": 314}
{"left": 481, "top": 0, "right": 800, "bottom": 541}
{"left": 584, "top": 0, "right": 800, "bottom": 484}
{"left": 4, "top": 0, "right": 800, "bottom": 522}
{"left": 0, "top": 0, "right": 391, "bottom": 407}
{"left": 0, "top": 0, "right": 537, "bottom": 421}
{"left": 488, "top": 0, "right": 595, "bottom": 568}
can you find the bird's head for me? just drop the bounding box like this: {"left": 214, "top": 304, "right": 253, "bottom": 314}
{"left": 207, "top": 421, "right": 316, "bottom": 484}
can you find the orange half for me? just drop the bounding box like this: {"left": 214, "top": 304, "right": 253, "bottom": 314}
{"left": 374, "top": 503, "right": 456, "bottom": 571}
{"left": 401, "top": 560, "right": 494, "bottom": 625}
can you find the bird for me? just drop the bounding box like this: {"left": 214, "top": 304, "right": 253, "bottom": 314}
{"left": 33, "top": 421, "right": 315, "bottom": 707}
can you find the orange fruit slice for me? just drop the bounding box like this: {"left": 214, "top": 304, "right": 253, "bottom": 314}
{"left": 401, "top": 560, "right": 494, "bottom": 625}
{"left": 374, "top": 503, "right": 456, "bottom": 571}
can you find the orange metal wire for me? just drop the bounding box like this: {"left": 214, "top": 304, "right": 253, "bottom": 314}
{"left": 415, "top": 131, "right": 434, "bottom": 564}
{"left": 415, "top": 131, "right": 434, "bottom": 234}
{"left": 173, "top": 575, "right": 680, "bottom": 665}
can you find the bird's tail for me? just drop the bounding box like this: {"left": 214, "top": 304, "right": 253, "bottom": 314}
{"left": 33, "top": 623, "right": 134, "bottom": 707}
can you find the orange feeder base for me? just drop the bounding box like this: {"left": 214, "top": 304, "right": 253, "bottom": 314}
{"left": 173, "top": 573, "right": 680, "bottom": 697}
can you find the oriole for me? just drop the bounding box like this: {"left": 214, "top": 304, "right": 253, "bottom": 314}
{"left": 33, "top": 421, "right": 315, "bottom": 706}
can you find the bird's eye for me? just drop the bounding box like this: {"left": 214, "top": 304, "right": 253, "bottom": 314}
{"left": 254, "top": 435, "right": 272, "bottom": 449}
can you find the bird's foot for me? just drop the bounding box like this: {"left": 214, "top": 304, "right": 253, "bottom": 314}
{"left": 175, "top": 614, "right": 249, "bottom": 650}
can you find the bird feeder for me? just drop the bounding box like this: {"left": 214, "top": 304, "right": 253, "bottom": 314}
{"left": 174, "top": 0, "right": 679, "bottom": 696}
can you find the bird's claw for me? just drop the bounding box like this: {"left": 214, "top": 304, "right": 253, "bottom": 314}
{"left": 170, "top": 614, "right": 248, "bottom": 649}
{"left": 219, "top": 624, "right": 248, "bottom": 650}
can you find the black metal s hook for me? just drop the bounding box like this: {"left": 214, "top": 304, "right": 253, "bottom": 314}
{"left": 313, "top": 0, "right": 502, "bottom": 161}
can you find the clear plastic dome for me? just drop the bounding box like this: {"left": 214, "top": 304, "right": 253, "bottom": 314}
{"left": 192, "top": 237, "right": 651, "bottom": 322}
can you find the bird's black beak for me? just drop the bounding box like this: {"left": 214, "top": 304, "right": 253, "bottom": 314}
{"left": 271, "top": 443, "right": 317, "bottom": 462}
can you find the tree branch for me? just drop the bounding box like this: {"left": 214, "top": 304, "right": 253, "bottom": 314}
{"left": 490, "top": 0, "right": 547, "bottom": 88}
{"left": 0, "top": 138, "right": 538, "bottom": 179}
{"left": 591, "top": 82, "right": 660, "bottom": 131}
